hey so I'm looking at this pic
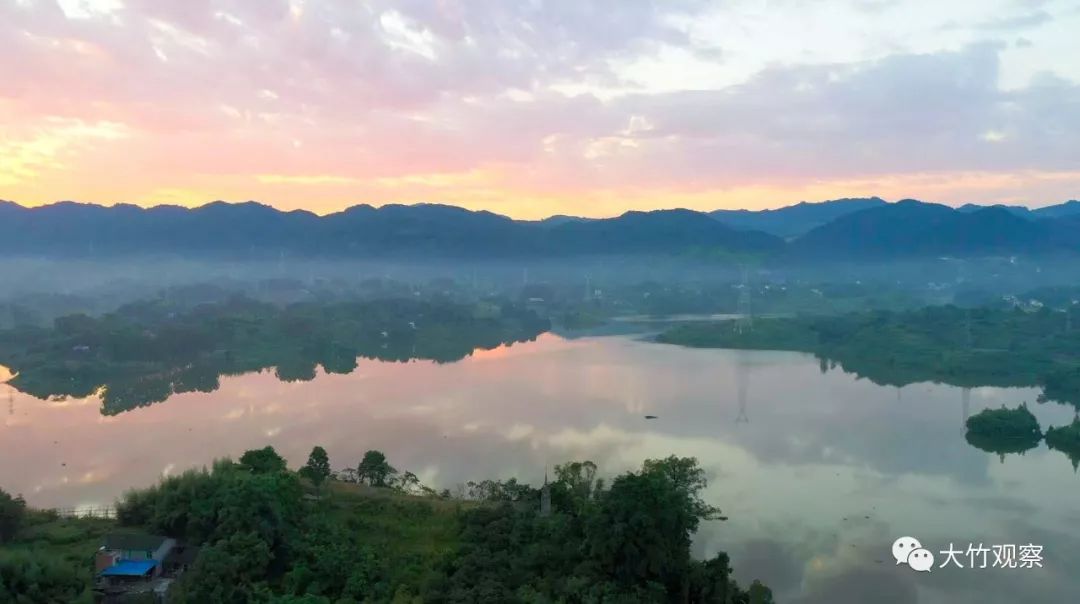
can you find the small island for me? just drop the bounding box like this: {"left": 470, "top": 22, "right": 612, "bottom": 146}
{"left": 1045, "top": 418, "right": 1080, "bottom": 470}
{"left": 963, "top": 404, "right": 1043, "bottom": 460}
{"left": 965, "top": 404, "right": 1043, "bottom": 440}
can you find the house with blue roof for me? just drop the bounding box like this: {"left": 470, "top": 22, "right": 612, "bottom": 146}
{"left": 95, "top": 532, "right": 176, "bottom": 596}
{"left": 99, "top": 558, "right": 159, "bottom": 579}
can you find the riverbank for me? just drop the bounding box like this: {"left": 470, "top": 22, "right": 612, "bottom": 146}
{"left": 656, "top": 305, "right": 1080, "bottom": 408}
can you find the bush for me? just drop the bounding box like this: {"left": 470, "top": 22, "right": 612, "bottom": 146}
{"left": 0, "top": 488, "right": 26, "bottom": 543}
{"left": 0, "top": 550, "right": 90, "bottom": 603}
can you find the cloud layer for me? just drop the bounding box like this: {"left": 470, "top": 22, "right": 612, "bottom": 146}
{"left": 1, "top": 0, "right": 1078, "bottom": 217}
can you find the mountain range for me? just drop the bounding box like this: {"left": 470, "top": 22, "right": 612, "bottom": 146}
{"left": 709, "top": 197, "right": 889, "bottom": 239}
{"left": 1, "top": 197, "right": 1078, "bottom": 260}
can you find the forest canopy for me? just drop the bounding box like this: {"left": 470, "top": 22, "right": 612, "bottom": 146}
{"left": 0, "top": 446, "right": 772, "bottom": 603}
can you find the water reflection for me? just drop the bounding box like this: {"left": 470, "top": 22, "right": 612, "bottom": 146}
{"left": 961, "top": 387, "right": 970, "bottom": 430}
{"left": 963, "top": 430, "right": 1041, "bottom": 462}
{"left": 735, "top": 352, "right": 750, "bottom": 425}
{"left": 1, "top": 335, "right": 1078, "bottom": 603}
{"left": 0, "top": 300, "right": 547, "bottom": 416}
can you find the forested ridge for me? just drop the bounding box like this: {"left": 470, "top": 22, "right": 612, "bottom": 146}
{"left": 0, "top": 447, "right": 773, "bottom": 603}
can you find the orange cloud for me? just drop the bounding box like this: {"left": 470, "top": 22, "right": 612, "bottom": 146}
{"left": 2, "top": 1, "right": 1078, "bottom": 218}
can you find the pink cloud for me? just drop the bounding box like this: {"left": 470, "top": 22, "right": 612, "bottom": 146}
{"left": 1, "top": 1, "right": 1078, "bottom": 216}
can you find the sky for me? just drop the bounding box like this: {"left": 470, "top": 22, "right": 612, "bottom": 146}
{"left": 1, "top": 0, "right": 1078, "bottom": 219}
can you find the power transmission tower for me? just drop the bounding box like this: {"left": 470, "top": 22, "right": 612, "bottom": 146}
{"left": 961, "top": 387, "right": 971, "bottom": 430}
{"left": 735, "top": 355, "right": 749, "bottom": 424}
{"left": 735, "top": 267, "right": 753, "bottom": 334}
{"left": 540, "top": 469, "right": 551, "bottom": 517}
{"left": 965, "top": 309, "right": 973, "bottom": 348}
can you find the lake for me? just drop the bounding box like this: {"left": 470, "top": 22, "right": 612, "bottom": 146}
{"left": 2, "top": 333, "right": 1077, "bottom": 603}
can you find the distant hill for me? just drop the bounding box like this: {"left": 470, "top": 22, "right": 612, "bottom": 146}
{"left": 0, "top": 201, "right": 781, "bottom": 259}
{"left": 956, "top": 200, "right": 1080, "bottom": 220}
{"left": 709, "top": 197, "right": 888, "bottom": 238}
{"left": 791, "top": 199, "right": 1065, "bottom": 258}
{"left": 1033, "top": 200, "right": 1080, "bottom": 219}
{"left": 956, "top": 203, "right": 1033, "bottom": 219}
{"left": 528, "top": 215, "right": 596, "bottom": 226}
{"left": 3, "top": 198, "right": 1080, "bottom": 260}
{"left": 543, "top": 209, "right": 781, "bottom": 255}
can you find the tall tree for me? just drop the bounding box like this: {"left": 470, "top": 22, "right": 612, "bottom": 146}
{"left": 239, "top": 446, "right": 288, "bottom": 474}
{"left": 356, "top": 451, "right": 396, "bottom": 487}
{"left": 586, "top": 457, "right": 722, "bottom": 598}
{"left": 0, "top": 488, "right": 25, "bottom": 543}
{"left": 642, "top": 455, "right": 725, "bottom": 521}
{"left": 300, "top": 446, "right": 332, "bottom": 489}
{"left": 552, "top": 460, "right": 603, "bottom": 513}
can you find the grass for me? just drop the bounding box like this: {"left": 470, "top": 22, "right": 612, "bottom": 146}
{"left": 2, "top": 510, "right": 116, "bottom": 587}
{"left": 322, "top": 481, "right": 475, "bottom": 562}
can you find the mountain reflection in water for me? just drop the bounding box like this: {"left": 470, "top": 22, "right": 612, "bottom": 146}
{"left": 2, "top": 334, "right": 1078, "bottom": 603}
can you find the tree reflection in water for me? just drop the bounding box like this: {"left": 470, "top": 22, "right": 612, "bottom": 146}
{"left": 0, "top": 296, "right": 549, "bottom": 415}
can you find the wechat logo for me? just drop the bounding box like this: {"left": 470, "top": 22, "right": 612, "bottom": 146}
{"left": 892, "top": 536, "right": 934, "bottom": 572}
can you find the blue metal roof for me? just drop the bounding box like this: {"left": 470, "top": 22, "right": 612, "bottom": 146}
{"left": 100, "top": 559, "right": 158, "bottom": 577}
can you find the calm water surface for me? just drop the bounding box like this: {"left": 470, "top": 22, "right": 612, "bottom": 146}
{"left": 2, "top": 334, "right": 1077, "bottom": 603}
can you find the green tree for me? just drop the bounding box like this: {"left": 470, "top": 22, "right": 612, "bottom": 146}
{"left": 356, "top": 451, "right": 396, "bottom": 487}
{"left": 586, "top": 457, "right": 720, "bottom": 598}
{"left": 749, "top": 579, "right": 775, "bottom": 604}
{"left": 0, "top": 488, "right": 25, "bottom": 543}
{"left": 587, "top": 470, "right": 692, "bottom": 594}
{"left": 0, "top": 550, "right": 90, "bottom": 603}
{"left": 551, "top": 460, "right": 603, "bottom": 513}
{"left": 300, "top": 446, "right": 332, "bottom": 489}
{"left": 642, "top": 456, "right": 725, "bottom": 521}
{"left": 240, "top": 446, "right": 288, "bottom": 474}
{"left": 687, "top": 553, "right": 744, "bottom": 603}
{"left": 394, "top": 471, "right": 421, "bottom": 494}
{"left": 167, "top": 532, "right": 273, "bottom": 603}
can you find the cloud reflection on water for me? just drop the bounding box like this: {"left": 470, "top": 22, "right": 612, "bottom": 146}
{"left": 1, "top": 334, "right": 1076, "bottom": 603}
